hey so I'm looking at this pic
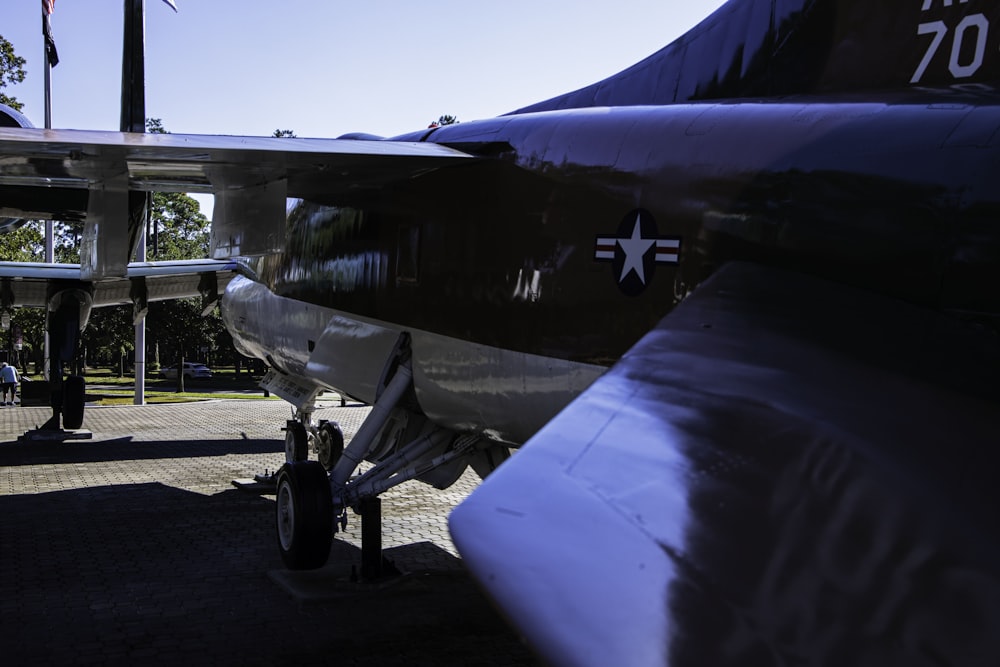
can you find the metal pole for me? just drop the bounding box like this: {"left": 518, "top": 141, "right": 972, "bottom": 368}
{"left": 360, "top": 497, "right": 383, "bottom": 581}
{"left": 123, "top": 0, "right": 148, "bottom": 406}
{"left": 43, "top": 9, "right": 53, "bottom": 261}
{"left": 43, "top": 16, "right": 54, "bottom": 380}
{"left": 121, "top": 0, "right": 146, "bottom": 135}
{"left": 134, "top": 231, "right": 146, "bottom": 405}
{"left": 43, "top": 43, "right": 52, "bottom": 130}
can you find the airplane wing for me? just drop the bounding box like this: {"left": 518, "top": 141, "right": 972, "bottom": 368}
{"left": 450, "top": 262, "right": 1000, "bottom": 666}
{"left": 0, "top": 259, "right": 239, "bottom": 308}
{"left": 0, "top": 126, "right": 471, "bottom": 200}
{"left": 0, "top": 127, "right": 473, "bottom": 277}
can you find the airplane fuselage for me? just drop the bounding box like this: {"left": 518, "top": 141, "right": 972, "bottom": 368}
{"left": 223, "top": 93, "right": 1000, "bottom": 444}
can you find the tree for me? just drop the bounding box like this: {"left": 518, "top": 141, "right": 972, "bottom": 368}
{"left": 0, "top": 221, "right": 45, "bottom": 261}
{"left": 140, "top": 118, "right": 224, "bottom": 383}
{"left": 273, "top": 129, "right": 296, "bottom": 138}
{"left": 0, "top": 222, "right": 46, "bottom": 369}
{"left": 0, "top": 35, "right": 26, "bottom": 112}
{"left": 0, "top": 33, "right": 40, "bottom": 366}
{"left": 429, "top": 114, "right": 459, "bottom": 128}
{"left": 80, "top": 305, "right": 135, "bottom": 376}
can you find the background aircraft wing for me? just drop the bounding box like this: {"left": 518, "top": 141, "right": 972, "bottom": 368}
{"left": 450, "top": 261, "right": 1000, "bottom": 666}
{"left": 0, "top": 126, "right": 472, "bottom": 204}
{"left": 0, "top": 127, "right": 473, "bottom": 275}
{"left": 0, "top": 259, "right": 238, "bottom": 308}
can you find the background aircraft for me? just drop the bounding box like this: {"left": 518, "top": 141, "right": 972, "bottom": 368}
{"left": 1, "top": 0, "right": 1000, "bottom": 664}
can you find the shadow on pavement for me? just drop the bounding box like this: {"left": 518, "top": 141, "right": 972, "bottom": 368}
{"left": 0, "top": 437, "right": 283, "bottom": 467}
{"left": 0, "top": 482, "right": 537, "bottom": 666}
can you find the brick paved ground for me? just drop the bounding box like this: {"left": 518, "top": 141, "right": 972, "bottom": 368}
{"left": 0, "top": 399, "right": 537, "bottom": 666}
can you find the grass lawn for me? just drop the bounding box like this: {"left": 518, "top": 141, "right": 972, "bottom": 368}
{"left": 21, "top": 366, "right": 279, "bottom": 406}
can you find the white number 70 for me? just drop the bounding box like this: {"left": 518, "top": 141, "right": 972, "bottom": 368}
{"left": 912, "top": 14, "right": 989, "bottom": 83}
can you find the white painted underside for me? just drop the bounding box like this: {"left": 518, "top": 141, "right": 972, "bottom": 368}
{"left": 221, "top": 275, "right": 605, "bottom": 445}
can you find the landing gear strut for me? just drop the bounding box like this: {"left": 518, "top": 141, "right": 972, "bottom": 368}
{"left": 36, "top": 284, "right": 92, "bottom": 434}
{"left": 269, "top": 334, "right": 479, "bottom": 578}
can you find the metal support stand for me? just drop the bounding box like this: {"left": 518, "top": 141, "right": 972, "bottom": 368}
{"left": 360, "top": 497, "right": 383, "bottom": 581}
{"left": 359, "top": 497, "right": 399, "bottom": 582}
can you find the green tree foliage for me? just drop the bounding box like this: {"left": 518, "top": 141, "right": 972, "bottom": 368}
{"left": 150, "top": 191, "right": 210, "bottom": 259}
{"left": 0, "top": 223, "right": 45, "bottom": 368}
{"left": 82, "top": 305, "right": 135, "bottom": 377}
{"left": 0, "top": 221, "right": 45, "bottom": 261}
{"left": 0, "top": 37, "right": 56, "bottom": 369}
{"left": 54, "top": 220, "right": 82, "bottom": 263}
{"left": 0, "top": 35, "right": 26, "bottom": 111}
{"left": 431, "top": 114, "right": 459, "bottom": 127}
{"left": 147, "top": 118, "right": 167, "bottom": 134}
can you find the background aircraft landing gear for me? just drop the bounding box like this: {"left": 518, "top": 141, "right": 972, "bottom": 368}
{"left": 275, "top": 461, "right": 333, "bottom": 570}
{"left": 62, "top": 375, "right": 86, "bottom": 430}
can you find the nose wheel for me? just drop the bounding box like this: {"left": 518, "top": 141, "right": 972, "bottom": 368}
{"left": 316, "top": 420, "right": 344, "bottom": 471}
{"left": 284, "top": 420, "right": 308, "bottom": 463}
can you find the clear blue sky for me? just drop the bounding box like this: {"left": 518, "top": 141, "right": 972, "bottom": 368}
{"left": 4, "top": 0, "right": 727, "bottom": 138}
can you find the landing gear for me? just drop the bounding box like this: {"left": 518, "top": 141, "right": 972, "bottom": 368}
{"left": 266, "top": 335, "right": 484, "bottom": 577}
{"left": 316, "top": 420, "right": 344, "bottom": 471}
{"left": 284, "top": 420, "right": 308, "bottom": 463}
{"left": 275, "top": 461, "right": 333, "bottom": 570}
{"left": 62, "top": 375, "right": 86, "bottom": 430}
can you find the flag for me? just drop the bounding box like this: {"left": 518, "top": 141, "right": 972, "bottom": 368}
{"left": 162, "top": 0, "right": 178, "bottom": 11}
{"left": 41, "top": 0, "right": 58, "bottom": 67}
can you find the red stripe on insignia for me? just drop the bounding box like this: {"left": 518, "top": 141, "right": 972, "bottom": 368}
{"left": 595, "top": 238, "right": 616, "bottom": 260}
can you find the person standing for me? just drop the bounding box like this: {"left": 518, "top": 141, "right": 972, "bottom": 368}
{"left": 1, "top": 362, "right": 19, "bottom": 406}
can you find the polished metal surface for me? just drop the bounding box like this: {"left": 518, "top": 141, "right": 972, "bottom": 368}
{"left": 513, "top": 0, "right": 1000, "bottom": 114}
{"left": 452, "top": 263, "right": 1000, "bottom": 665}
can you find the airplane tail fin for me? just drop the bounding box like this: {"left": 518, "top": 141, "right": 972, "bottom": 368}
{"left": 512, "top": 0, "right": 1000, "bottom": 114}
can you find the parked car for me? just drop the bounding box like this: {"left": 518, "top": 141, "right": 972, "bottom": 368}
{"left": 160, "top": 362, "right": 212, "bottom": 381}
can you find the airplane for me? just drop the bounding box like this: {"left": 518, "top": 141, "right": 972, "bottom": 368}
{"left": 0, "top": 98, "right": 238, "bottom": 428}
{"left": 1, "top": 0, "right": 1000, "bottom": 663}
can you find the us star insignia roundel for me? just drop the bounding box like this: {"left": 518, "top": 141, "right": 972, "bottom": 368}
{"left": 594, "top": 209, "right": 681, "bottom": 296}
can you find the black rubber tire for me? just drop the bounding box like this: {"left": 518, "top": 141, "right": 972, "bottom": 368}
{"left": 284, "top": 420, "right": 308, "bottom": 463}
{"left": 275, "top": 461, "right": 333, "bottom": 570}
{"left": 317, "top": 421, "right": 344, "bottom": 471}
{"left": 63, "top": 375, "right": 86, "bottom": 430}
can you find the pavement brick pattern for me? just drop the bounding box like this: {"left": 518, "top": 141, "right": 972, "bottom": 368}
{"left": 0, "top": 399, "right": 537, "bottom": 666}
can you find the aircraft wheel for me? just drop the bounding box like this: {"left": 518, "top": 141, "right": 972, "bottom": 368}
{"left": 316, "top": 421, "right": 344, "bottom": 471}
{"left": 63, "top": 375, "right": 86, "bottom": 430}
{"left": 275, "top": 461, "right": 333, "bottom": 570}
{"left": 284, "top": 420, "right": 308, "bottom": 463}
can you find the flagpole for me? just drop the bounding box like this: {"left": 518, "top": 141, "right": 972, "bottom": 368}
{"left": 42, "top": 6, "right": 54, "bottom": 264}
{"left": 42, "top": 4, "right": 54, "bottom": 383}
{"left": 43, "top": 53, "right": 51, "bottom": 130}
{"left": 122, "top": 0, "right": 149, "bottom": 405}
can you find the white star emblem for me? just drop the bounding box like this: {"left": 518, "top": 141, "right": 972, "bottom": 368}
{"left": 617, "top": 214, "right": 655, "bottom": 284}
